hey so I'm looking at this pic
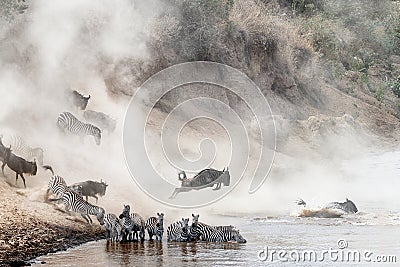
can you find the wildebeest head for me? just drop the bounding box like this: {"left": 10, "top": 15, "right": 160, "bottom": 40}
{"left": 92, "top": 127, "right": 101, "bottom": 146}
{"left": 344, "top": 198, "right": 358, "bottom": 213}
{"left": 119, "top": 204, "right": 130, "bottom": 219}
{"left": 191, "top": 213, "right": 199, "bottom": 227}
{"left": 233, "top": 230, "right": 246, "bottom": 243}
{"left": 28, "top": 159, "right": 38, "bottom": 175}
{"left": 220, "top": 167, "right": 230, "bottom": 186}
{"left": 96, "top": 207, "right": 105, "bottom": 225}
{"left": 99, "top": 179, "right": 108, "bottom": 196}
{"left": 178, "top": 171, "right": 187, "bottom": 181}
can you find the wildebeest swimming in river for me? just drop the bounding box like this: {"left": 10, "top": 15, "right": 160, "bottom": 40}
{"left": 169, "top": 167, "right": 230, "bottom": 199}
{"left": 295, "top": 198, "right": 358, "bottom": 218}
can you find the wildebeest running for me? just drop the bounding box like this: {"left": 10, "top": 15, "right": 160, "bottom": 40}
{"left": 169, "top": 167, "right": 230, "bottom": 199}
{"left": 2, "top": 152, "right": 37, "bottom": 188}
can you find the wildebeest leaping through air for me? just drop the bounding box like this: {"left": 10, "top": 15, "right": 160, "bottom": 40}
{"left": 169, "top": 167, "right": 230, "bottom": 199}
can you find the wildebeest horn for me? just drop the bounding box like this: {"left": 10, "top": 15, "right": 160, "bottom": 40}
{"left": 88, "top": 94, "right": 91, "bottom": 99}
{"left": 222, "top": 167, "right": 225, "bottom": 172}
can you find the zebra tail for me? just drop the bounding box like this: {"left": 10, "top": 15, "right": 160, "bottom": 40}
{"left": 42, "top": 165, "right": 54, "bottom": 175}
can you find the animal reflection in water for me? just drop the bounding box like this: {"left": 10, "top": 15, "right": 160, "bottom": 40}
{"left": 169, "top": 167, "right": 230, "bottom": 199}
{"left": 295, "top": 198, "right": 358, "bottom": 218}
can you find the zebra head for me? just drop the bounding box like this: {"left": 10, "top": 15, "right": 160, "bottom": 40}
{"left": 233, "top": 230, "right": 246, "bottom": 243}
{"left": 97, "top": 207, "right": 105, "bottom": 225}
{"left": 156, "top": 212, "right": 164, "bottom": 229}
{"left": 191, "top": 213, "right": 199, "bottom": 227}
{"left": 119, "top": 204, "right": 130, "bottom": 219}
{"left": 181, "top": 218, "right": 189, "bottom": 233}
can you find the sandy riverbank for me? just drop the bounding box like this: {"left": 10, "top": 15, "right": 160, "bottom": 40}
{"left": 0, "top": 179, "right": 106, "bottom": 267}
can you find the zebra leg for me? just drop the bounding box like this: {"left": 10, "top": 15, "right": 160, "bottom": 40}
{"left": 81, "top": 214, "right": 92, "bottom": 224}
{"left": 148, "top": 230, "right": 153, "bottom": 240}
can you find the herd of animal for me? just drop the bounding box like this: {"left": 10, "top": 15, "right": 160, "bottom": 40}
{"left": 0, "top": 89, "right": 246, "bottom": 244}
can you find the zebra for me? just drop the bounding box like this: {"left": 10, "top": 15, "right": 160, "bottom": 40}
{"left": 197, "top": 222, "right": 246, "bottom": 243}
{"left": 166, "top": 218, "right": 189, "bottom": 242}
{"left": 10, "top": 135, "right": 44, "bottom": 165}
{"left": 131, "top": 213, "right": 146, "bottom": 242}
{"left": 43, "top": 165, "right": 82, "bottom": 201}
{"left": 188, "top": 214, "right": 200, "bottom": 241}
{"left": 57, "top": 112, "right": 102, "bottom": 145}
{"left": 104, "top": 213, "right": 122, "bottom": 242}
{"left": 119, "top": 204, "right": 134, "bottom": 241}
{"left": 145, "top": 212, "right": 164, "bottom": 241}
{"left": 62, "top": 186, "right": 105, "bottom": 225}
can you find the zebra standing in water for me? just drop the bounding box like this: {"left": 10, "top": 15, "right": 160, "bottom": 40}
{"left": 167, "top": 218, "right": 189, "bottom": 242}
{"left": 104, "top": 213, "right": 122, "bottom": 242}
{"left": 145, "top": 212, "right": 164, "bottom": 241}
{"left": 57, "top": 112, "right": 102, "bottom": 145}
{"left": 131, "top": 213, "right": 146, "bottom": 242}
{"left": 197, "top": 222, "right": 246, "bottom": 243}
{"left": 11, "top": 135, "right": 44, "bottom": 165}
{"left": 119, "top": 204, "right": 134, "bottom": 241}
{"left": 189, "top": 214, "right": 200, "bottom": 241}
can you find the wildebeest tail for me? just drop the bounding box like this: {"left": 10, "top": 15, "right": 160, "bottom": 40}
{"left": 42, "top": 165, "right": 54, "bottom": 175}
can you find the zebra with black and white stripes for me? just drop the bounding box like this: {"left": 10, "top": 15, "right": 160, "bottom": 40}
{"left": 11, "top": 135, "right": 44, "bottom": 165}
{"left": 104, "top": 213, "right": 122, "bottom": 242}
{"left": 131, "top": 213, "right": 146, "bottom": 242}
{"left": 119, "top": 204, "right": 134, "bottom": 241}
{"left": 57, "top": 112, "right": 102, "bottom": 145}
{"left": 62, "top": 187, "right": 105, "bottom": 225}
{"left": 189, "top": 214, "right": 200, "bottom": 241}
{"left": 145, "top": 212, "right": 164, "bottom": 241}
{"left": 43, "top": 165, "right": 82, "bottom": 201}
{"left": 166, "top": 218, "right": 189, "bottom": 242}
{"left": 197, "top": 222, "right": 246, "bottom": 243}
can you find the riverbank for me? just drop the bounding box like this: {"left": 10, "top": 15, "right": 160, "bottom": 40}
{"left": 0, "top": 180, "right": 106, "bottom": 267}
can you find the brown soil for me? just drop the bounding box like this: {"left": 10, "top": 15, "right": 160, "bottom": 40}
{"left": 0, "top": 180, "right": 106, "bottom": 267}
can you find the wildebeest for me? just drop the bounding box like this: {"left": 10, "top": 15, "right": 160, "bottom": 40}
{"left": 295, "top": 198, "right": 358, "bottom": 218}
{"left": 169, "top": 167, "right": 230, "bottom": 199}
{"left": 69, "top": 180, "right": 108, "bottom": 203}
{"left": 70, "top": 90, "right": 90, "bottom": 110}
{"left": 2, "top": 152, "right": 37, "bottom": 188}
{"left": 83, "top": 110, "right": 117, "bottom": 134}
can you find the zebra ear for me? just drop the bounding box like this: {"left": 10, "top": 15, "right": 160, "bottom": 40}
{"left": 157, "top": 212, "right": 160, "bottom": 216}
{"left": 192, "top": 213, "right": 194, "bottom": 217}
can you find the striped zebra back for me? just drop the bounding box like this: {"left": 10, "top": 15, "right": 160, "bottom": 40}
{"left": 57, "top": 112, "right": 102, "bottom": 145}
